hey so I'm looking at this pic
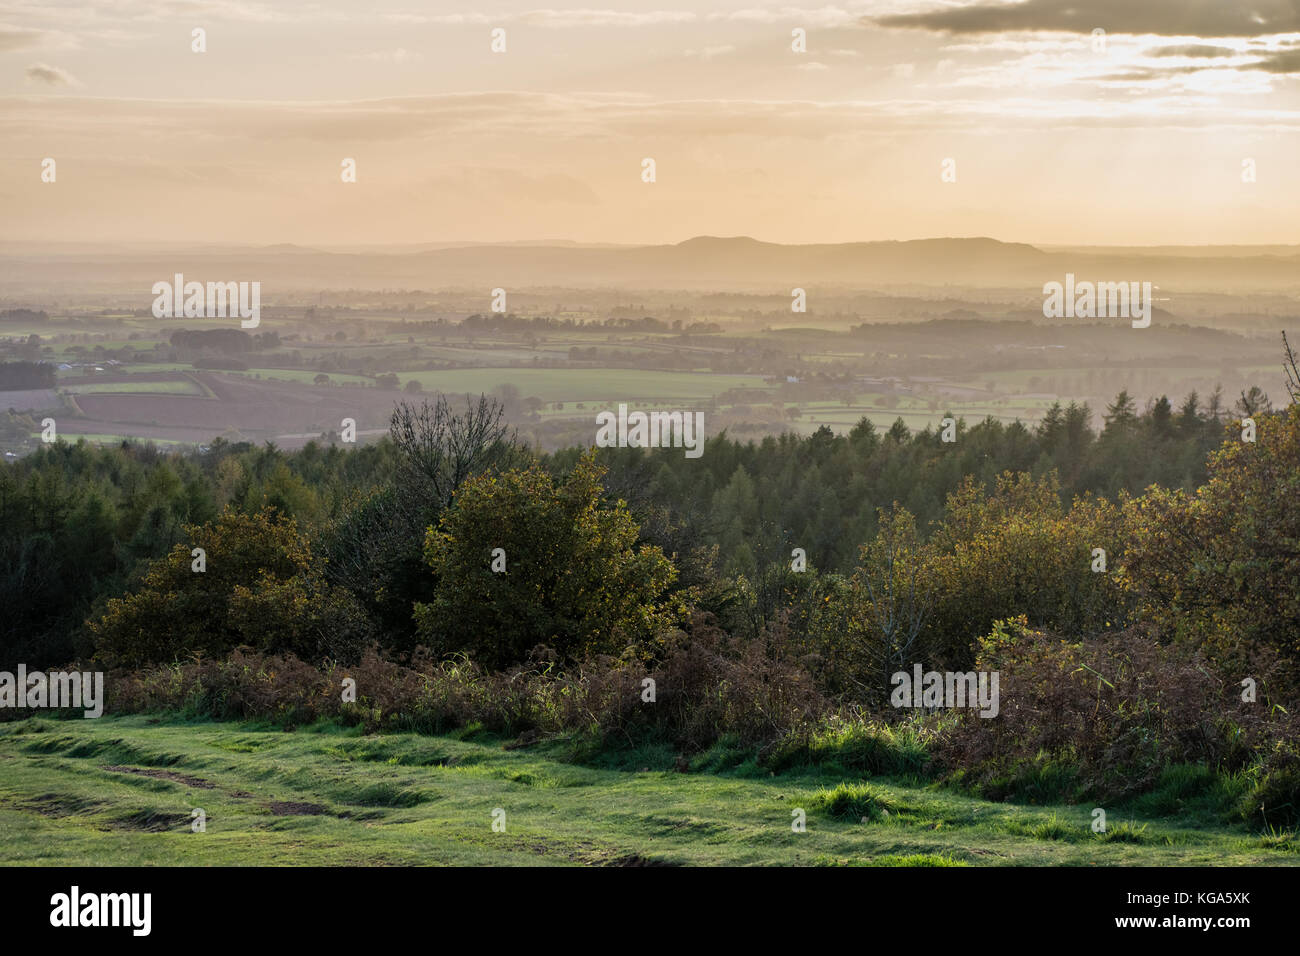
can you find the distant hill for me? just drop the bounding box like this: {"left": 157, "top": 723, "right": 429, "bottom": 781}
{"left": 1, "top": 236, "right": 1297, "bottom": 294}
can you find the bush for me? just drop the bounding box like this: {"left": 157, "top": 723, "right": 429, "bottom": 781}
{"left": 921, "top": 473, "right": 1131, "bottom": 669}
{"left": 629, "top": 614, "right": 825, "bottom": 752}
{"left": 937, "top": 616, "right": 1297, "bottom": 803}
{"left": 1122, "top": 404, "right": 1300, "bottom": 672}
{"left": 414, "top": 454, "right": 686, "bottom": 667}
{"left": 104, "top": 612, "right": 824, "bottom": 753}
{"left": 89, "top": 507, "right": 372, "bottom": 667}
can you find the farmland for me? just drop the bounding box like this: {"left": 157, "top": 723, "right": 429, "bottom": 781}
{"left": 1, "top": 280, "right": 1292, "bottom": 455}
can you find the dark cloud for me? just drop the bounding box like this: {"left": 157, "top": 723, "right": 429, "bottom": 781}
{"left": 1146, "top": 44, "right": 1238, "bottom": 58}
{"left": 1099, "top": 66, "right": 1216, "bottom": 82}
{"left": 25, "top": 63, "right": 76, "bottom": 86}
{"left": 1115, "top": 46, "right": 1300, "bottom": 78}
{"left": 874, "top": 0, "right": 1300, "bottom": 38}
{"left": 1245, "top": 49, "right": 1300, "bottom": 72}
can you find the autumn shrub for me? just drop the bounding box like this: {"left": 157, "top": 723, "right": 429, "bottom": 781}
{"left": 89, "top": 508, "right": 372, "bottom": 667}
{"left": 109, "top": 648, "right": 337, "bottom": 726}
{"left": 921, "top": 473, "right": 1132, "bottom": 670}
{"left": 936, "top": 616, "right": 1298, "bottom": 803}
{"left": 105, "top": 612, "right": 823, "bottom": 752}
{"left": 1121, "top": 404, "right": 1300, "bottom": 673}
{"left": 625, "top": 613, "right": 825, "bottom": 751}
{"left": 414, "top": 453, "right": 688, "bottom": 668}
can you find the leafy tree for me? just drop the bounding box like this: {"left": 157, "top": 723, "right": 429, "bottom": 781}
{"left": 1148, "top": 395, "right": 1174, "bottom": 438}
{"left": 849, "top": 505, "right": 934, "bottom": 697}
{"left": 1177, "top": 391, "right": 1201, "bottom": 435}
{"left": 414, "top": 454, "right": 683, "bottom": 667}
{"left": 90, "top": 507, "right": 370, "bottom": 667}
{"left": 1122, "top": 404, "right": 1300, "bottom": 667}
{"left": 1104, "top": 390, "right": 1138, "bottom": 432}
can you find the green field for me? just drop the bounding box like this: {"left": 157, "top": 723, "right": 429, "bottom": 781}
{"left": 0, "top": 716, "right": 1292, "bottom": 867}
{"left": 62, "top": 380, "right": 202, "bottom": 396}
{"left": 230, "top": 368, "right": 377, "bottom": 386}
{"left": 57, "top": 363, "right": 196, "bottom": 378}
{"left": 398, "top": 368, "right": 770, "bottom": 404}
{"left": 37, "top": 434, "right": 189, "bottom": 446}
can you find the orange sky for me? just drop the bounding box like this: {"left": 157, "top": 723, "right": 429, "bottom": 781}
{"left": 3, "top": 1, "right": 1299, "bottom": 245}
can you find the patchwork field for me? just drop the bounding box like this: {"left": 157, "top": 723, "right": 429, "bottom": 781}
{"left": 61, "top": 373, "right": 404, "bottom": 447}
{"left": 5, "top": 303, "right": 1287, "bottom": 455}
{"left": 0, "top": 716, "right": 1293, "bottom": 867}
{"left": 396, "top": 368, "right": 771, "bottom": 403}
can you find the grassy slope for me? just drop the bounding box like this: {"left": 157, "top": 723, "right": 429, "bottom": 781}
{"left": 0, "top": 716, "right": 1294, "bottom": 867}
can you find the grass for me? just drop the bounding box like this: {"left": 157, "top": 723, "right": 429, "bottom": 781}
{"left": 0, "top": 715, "right": 1294, "bottom": 867}
{"left": 811, "top": 782, "right": 894, "bottom": 821}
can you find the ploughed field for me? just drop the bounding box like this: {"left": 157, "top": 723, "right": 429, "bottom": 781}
{"left": 0, "top": 716, "right": 1293, "bottom": 867}
{"left": 67, "top": 373, "right": 400, "bottom": 446}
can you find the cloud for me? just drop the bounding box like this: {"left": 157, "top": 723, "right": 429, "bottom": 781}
{"left": 1133, "top": 41, "right": 1300, "bottom": 76}
{"left": 386, "top": 9, "right": 698, "bottom": 27}
{"left": 382, "top": 6, "right": 889, "bottom": 30}
{"left": 685, "top": 45, "right": 735, "bottom": 60}
{"left": 423, "top": 166, "right": 600, "bottom": 204}
{"left": 1246, "top": 49, "right": 1300, "bottom": 73}
{"left": 1146, "top": 44, "right": 1239, "bottom": 58}
{"left": 941, "top": 36, "right": 1098, "bottom": 54}
{"left": 351, "top": 48, "right": 419, "bottom": 62}
{"left": 874, "top": 0, "right": 1300, "bottom": 38}
{"left": 7, "top": 90, "right": 1300, "bottom": 157}
{"left": 141, "top": 1, "right": 293, "bottom": 24}
{"left": 25, "top": 63, "right": 79, "bottom": 86}
{"left": 706, "top": 7, "right": 884, "bottom": 28}
{"left": 0, "top": 25, "right": 45, "bottom": 51}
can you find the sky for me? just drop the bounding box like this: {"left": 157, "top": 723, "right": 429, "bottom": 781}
{"left": 2, "top": 0, "right": 1299, "bottom": 246}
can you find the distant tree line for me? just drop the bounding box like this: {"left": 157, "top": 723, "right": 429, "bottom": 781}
{"left": 566, "top": 387, "right": 1258, "bottom": 582}
{"left": 169, "top": 329, "right": 256, "bottom": 353}
{"left": 0, "top": 309, "right": 48, "bottom": 324}
{"left": 0, "top": 361, "right": 55, "bottom": 391}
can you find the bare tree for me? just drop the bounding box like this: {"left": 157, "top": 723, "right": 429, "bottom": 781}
{"left": 1205, "top": 384, "right": 1225, "bottom": 422}
{"left": 323, "top": 395, "right": 521, "bottom": 646}
{"left": 1235, "top": 386, "right": 1272, "bottom": 418}
{"left": 1284, "top": 331, "right": 1300, "bottom": 405}
{"left": 389, "top": 394, "right": 518, "bottom": 510}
